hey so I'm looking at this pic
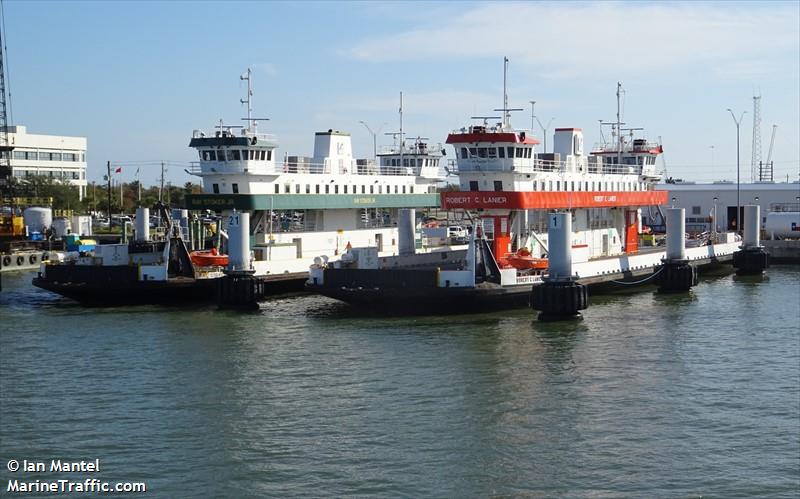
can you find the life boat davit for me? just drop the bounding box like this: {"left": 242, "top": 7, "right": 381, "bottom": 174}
{"left": 499, "top": 248, "right": 548, "bottom": 271}
{"left": 189, "top": 248, "right": 229, "bottom": 267}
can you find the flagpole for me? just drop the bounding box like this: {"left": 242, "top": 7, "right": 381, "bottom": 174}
{"left": 136, "top": 168, "right": 141, "bottom": 203}
{"left": 106, "top": 160, "right": 112, "bottom": 217}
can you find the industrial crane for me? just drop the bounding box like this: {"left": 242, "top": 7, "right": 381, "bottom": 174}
{"left": 761, "top": 124, "right": 777, "bottom": 183}
{"left": 0, "top": 1, "right": 12, "bottom": 194}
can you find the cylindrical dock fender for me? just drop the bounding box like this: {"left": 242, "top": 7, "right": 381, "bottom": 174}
{"left": 658, "top": 261, "right": 698, "bottom": 293}
{"left": 733, "top": 248, "right": 769, "bottom": 275}
{"left": 530, "top": 280, "right": 588, "bottom": 321}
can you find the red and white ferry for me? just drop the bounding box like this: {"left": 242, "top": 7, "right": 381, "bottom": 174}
{"left": 307, "top": 71, "right": 740, "bottom": 310}
{"left": 443, "top": 86, "right": 666, "bottom": 269}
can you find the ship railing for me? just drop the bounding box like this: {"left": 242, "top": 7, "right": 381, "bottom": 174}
{"left": 190, "top": 157, "right": 437, "bottom": 177}
{"left": 590, "top": 141, "right": 662, "bottom": 154}
{"left": 192, "top": 129, "right": 277, "bottom": 143}
{"left": 442, "top": 158, "right": 666, "bottom": 178}
{"left": 378, "top": 143, "right": 445, "bottom": 156}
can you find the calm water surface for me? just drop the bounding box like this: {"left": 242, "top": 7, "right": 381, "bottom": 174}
{"left": 1, "top": 267, "right": 798, "bottom": 498}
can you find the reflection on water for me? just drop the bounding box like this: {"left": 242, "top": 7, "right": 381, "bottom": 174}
{"left": 1, "top": 266, "right": 798, "bottom": 497}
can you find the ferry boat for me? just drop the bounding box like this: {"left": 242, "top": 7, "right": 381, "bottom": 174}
{"left": 183, "top": 74, "right": 449, "bottom": 291}
{"left": 307, "top": 66, "right": 740, "bottom": 310}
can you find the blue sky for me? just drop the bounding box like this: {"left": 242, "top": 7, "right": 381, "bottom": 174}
{"left": 4, "top": 0, "right": 799, "bottom": 186}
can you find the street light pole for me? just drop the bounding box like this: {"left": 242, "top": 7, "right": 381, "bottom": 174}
{"left": 727, "top": 108, "right": 746, "bottom": 233}
{"left": 535, "top": 116, "right": 555, "bottom": 153}
{"left": 359, "top": 120, "right": 378, "bottom": 162}
{"left": 529, "top": 100, "right": 536, "bottom": 132}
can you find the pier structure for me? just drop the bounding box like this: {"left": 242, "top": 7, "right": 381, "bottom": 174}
{"left": 658, "top": 208, "right": 698, "bottom": 293}
{"left": 530, "top": 212, "right": 588, "bottom": 321}
{"left": 134, "top": 207, "right": 150, "bottom": 243}
{"left": 733, "top": 204, "right": 769, "bottom": 275}
{"left": 217, "top": 210, "right": 265, "bottom": 309}
{"left": 398, "top": 208, "right": 416, "bottom": 257}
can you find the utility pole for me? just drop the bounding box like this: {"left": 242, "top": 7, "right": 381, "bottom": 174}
{"left": 159, "top": 161, "right": 165, "bottom": 203}
{"left": 106, "top": 160, "right": 112, "bottom": 216}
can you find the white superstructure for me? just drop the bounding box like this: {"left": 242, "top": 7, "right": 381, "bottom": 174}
{"left": 185, "top": 71, "right": 448, "bottom": 280}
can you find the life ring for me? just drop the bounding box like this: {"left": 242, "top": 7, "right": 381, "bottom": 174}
{"left": 16, "top": 255, "right": 25, "bottom": 266}
{"left": 29, "top": 254, "right": 38, "bottom": 264}
{"left": 2, "top": 256, "right": 10, "bottom": 266}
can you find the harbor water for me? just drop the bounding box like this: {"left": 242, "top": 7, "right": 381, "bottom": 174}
{"left": 1, "top": 268, "right": 798, "bottom": 497}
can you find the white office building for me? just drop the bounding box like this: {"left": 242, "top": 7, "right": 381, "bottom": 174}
{"left": 1, "top": 125, "right": 88, "bottom": 199}
{"left": 654, "top": 181, "right": 800, "bottom": 233}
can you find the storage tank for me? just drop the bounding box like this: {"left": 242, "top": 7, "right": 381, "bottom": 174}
{"left": 765, "top": 212, "right": 800, "bottom": 239}
{"left": 52, "top": 217, "right": 72, "bottom": 238}
{"left": 23, "top": 207, "right": 53, "bottom": 233}
{"left": 71, "top": 215, "right": 93, "bottom": 236}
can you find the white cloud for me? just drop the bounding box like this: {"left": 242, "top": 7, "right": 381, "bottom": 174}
{"left": 344, "top": 2, "right": 799, "bottom": 79}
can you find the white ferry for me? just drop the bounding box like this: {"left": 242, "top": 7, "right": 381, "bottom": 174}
{"left": 184, "top": 71, "right": 448, "bottom": 289}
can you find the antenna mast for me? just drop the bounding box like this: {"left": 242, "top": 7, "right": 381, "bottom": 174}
{"left": 503, "top": 57, "right": 509, "bottom": 127}
{"left": 399, "top": 91, "right": 403, "bottom": 169}
{"left": 240, "top": 68, "right": 253, "bottom": 131}
{"left": 616, "top": 82, "right": 622, "bottom": 164}
{"left": 750, "top": 94, "right": 762, "bottom": 183}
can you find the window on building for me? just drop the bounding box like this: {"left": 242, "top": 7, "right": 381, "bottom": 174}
{"left": 306, "top": 184, "right": 311, "bottom": 194}
{"left": 361, "top": 185, "right": 365, "bottom": 194}
{"left": 370, "top": 185, "right": 374, "bottom": 194}
{"left": 410, "top": 186, "right": 414, "bottom": 193}
{"left": 231, "top": 150, "right": 241, "bottom": 161}
{"left": 275, "top": 184, "right": 280, "bottom": 194}
{"left": 296, "top": 184, "right": 301, "bottom": 194}
{"left": 13, "top": 151, "right": 25, "bottom": 160}
{"left": 344, "top": 185, "right": 348, "bottom": 194}
{"left": 316, "top": 185, "right": 320, "bottom": 194}
{"left": 692, "top": 206, "right": 701, "bottom": 215}
{"left": 494, "top": 180, "right": 503, "bottom": 191}
{"left": 469, "top": 180, "right": 479, "bottom": 191}
{"left": 498, "top": 147, "right": 505, "bottom": 159}
{"left": 402, "top": 185, "right": 406, "bottom": 194}
{"left": 461, "top": 147, "right": 468, "bottom": 158}
{"left": 325, "top": 185, "right": 330, "bottom": 194}
{"left": 285, "top": 184, "right": 291, "bottom": 193}
{"left": 469, "top": 147, "right": 477, "bottom": 157}
{"left": 394, "top": 185, "right": 398, "bottom": 194}
{"left": 478, "top": 147, "right": 487, "bottom": 158}
{"left": 232, "top": 183, "right": 239, "bottom": 194}
{"left": 267, "top": 150, "right": 272, "bottom": 161}
{"left": 213, "top": 183, "right": 220, "bottom": 194}
{"left": 334, "top": 185, "right": 339, "bottom": 194}
{"left": 515, "top": 148, "right": 523, "bottom": 158}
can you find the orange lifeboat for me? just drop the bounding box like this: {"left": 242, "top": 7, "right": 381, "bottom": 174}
{"left": 190, "top": 248, "right": 229, "bottom": 267}
{"left": 502, "top": 248, "right": 548, "bottom": 271}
